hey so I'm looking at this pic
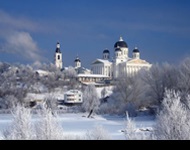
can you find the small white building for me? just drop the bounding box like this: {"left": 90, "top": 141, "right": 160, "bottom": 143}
{"left": 64, "top": 90, "right": 83, "bottom": 104}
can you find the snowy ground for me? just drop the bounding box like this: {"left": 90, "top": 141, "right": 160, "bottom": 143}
{"left": 0, "top": 113, "right": 155, "bottom": 140}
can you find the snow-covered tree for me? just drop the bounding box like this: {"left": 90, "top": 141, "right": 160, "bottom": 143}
{"left": 0, "top": 62, "right": 10, "bottom": 73}
{"left": 101, "top": 87, "right": 108, "bottom": 99}
{"left": 153, "top": 89, "right": 190, "bottom": 140}
{"left": 108, "top": 74, "right": 144, "bottom": 116}
{"left": 124, "top": 112, "right": 152, "bottom": 140}
{"left": 82, "top": 84, "right": 100, "bottom": 118}
{"left": 44, "top": 94, "right": 58, "bottom": 111}
{"left": 63, "top": 66, "right": 77, "bottom": 79}
{"left": 177, "top": 57, "right": 190, "bottom": 104}
{"left": 124, "top": 112, "right": 137, "bottom": 140}
{"left": 141, "top": 63, "right": 178, "bottom": 106}
{"left": 3, "top": 105, "right": 34, "bottom": 140}
{"left": 85, "top": 125, "right": 112, "bottom": 140}
{"left": 3, "top": 95, "right": 19, "bottom": 109}
{"left": 62, "top": 66, "right": 79, "bottom": 90}
{"left": 35, "top": 108, "right": 64, "bottom": 140}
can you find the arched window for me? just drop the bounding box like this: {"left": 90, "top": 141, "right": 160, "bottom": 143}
{"left": 58, "top": 55, "right": 60, "bottom": 60}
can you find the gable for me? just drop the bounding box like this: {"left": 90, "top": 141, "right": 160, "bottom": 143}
{"left": 92, "top": 60, "right": 104, "bottom": 65}
{"left": 127, "top": 59, "right": 150, "bottom": 65}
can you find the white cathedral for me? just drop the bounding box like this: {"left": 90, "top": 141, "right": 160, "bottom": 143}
{"left": 54, "top": 36, "right": 152, "bottom": 84}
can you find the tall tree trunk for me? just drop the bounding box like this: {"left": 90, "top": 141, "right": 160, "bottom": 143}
{"left": 88, "top": 109, "right": 93, "bottom": 118}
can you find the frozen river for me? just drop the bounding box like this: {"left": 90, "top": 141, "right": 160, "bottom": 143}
{"left": 0, "top": 113, "right": 155, "bottom": 140}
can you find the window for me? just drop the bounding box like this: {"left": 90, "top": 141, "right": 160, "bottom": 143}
{"left": 58, "top": 55, "right": 60, "bottom": 60}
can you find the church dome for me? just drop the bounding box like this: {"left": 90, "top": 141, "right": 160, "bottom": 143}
{"left": 75, "top": 57, "right": 81, "bottom": 62}
{"left": 103, "top": 49, "right": 110, "bottom": 53}
{"left": 133, "top": 47, "right": 140, "bottom": 53}
{"left": 114, "top": 36, "right": 128, "bottom": 48}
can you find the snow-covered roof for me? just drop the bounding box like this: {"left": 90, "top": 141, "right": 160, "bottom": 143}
{"left": 26, "top": 93, "right": 46, "bottom": 100}
{"left": 127, "top": 58, "right": 151, "bottom": 65}
{"left": 76, "top": 67, "right": 91, "bottom": 72}
{"left": 81, "top": 82, "right": 106, "bottom": 86}
{"left": 92, "top": 59, "right": 112, "bottom": 65}
{"left": 35, "top": 69, "right": 49, "bottom": 76}
{"left": 65, "top": 90, "right": 82, "bottom": 95}
{"left": 77, "top": 74, "right": 109, "bottom": 78}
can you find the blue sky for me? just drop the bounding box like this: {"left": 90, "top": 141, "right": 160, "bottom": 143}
{"left": 0, "top": 0, "right": 190, "bottom": 68}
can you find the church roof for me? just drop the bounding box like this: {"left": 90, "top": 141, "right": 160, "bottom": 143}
{"left": 103, "top": 49, "right": 110, "bottom": 53}
{"left": 77, "top": 74, "right": 109, "bottom": 78}
{"left": 75, "top": 57, "right": 81, "bottom": 62}
{"left": 92, "top": 59, "right": 112, "bottom": 65}
{"left": 127, "top": 58, "right": 151, "bottom": 65}
{"left": 133, "top": 47, "right": 140, "bottom": 53}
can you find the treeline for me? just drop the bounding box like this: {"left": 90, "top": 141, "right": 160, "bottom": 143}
{"left": 99, "top": 57, "right": 190, "bottom": 116}
{"left": 0, "top": 62, "right": 80, "bottom": 109}
{"left": 1, "top": 57, "right": 190, "bottom": 116}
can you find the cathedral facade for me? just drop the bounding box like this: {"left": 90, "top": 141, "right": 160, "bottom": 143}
{"left": 91, "top": 36, "right": 152, "bottom": 79}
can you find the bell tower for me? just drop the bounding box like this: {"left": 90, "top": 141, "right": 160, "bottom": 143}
{"left": 74, "top": 56, "right": 81, "bottom": 69}
{"left": 54, "top": 42, "right": 63, "bottom": 70}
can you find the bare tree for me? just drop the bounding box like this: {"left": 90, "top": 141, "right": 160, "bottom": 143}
{"left": 44, "top": 94, "right": 58, "bottom": 112}
{"left": 82, "top": 84, "right": 100, "bottom": 118}
{"left": 101, "top": 87, "right": 108, "bottom": 99}
{"left": 110, "top": 73, "right": 144, "bottom": 116}
{"left": 141, "top": 63, "right": 178, "bottom": 106}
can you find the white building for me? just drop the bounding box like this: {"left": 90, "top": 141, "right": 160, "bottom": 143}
{"left": 91, "top": 59, "right": 112, "bottom": 78}
{"left": 64, "top": 90, "right": 83, "bottom": 104}
{"left": 91, "top": 36, "right": 152, "bottom": 79}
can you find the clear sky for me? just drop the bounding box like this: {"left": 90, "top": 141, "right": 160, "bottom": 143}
{"left": 0, "top": 0, "right": 190, "bottom": 68}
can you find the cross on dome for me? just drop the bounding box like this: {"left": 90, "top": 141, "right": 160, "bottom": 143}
{"left": 119, "top": 36, "right": 124, "bottom": 41}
